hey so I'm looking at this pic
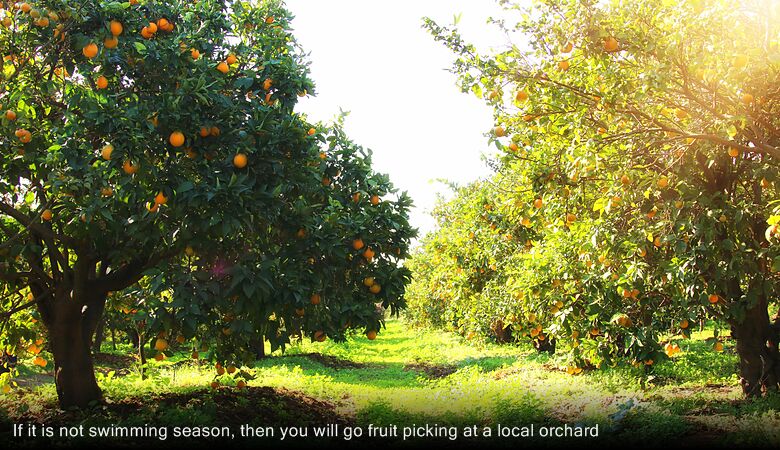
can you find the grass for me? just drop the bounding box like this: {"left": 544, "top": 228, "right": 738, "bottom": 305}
{"left": 1, "top": 317, "right": 778, "bottom": 448}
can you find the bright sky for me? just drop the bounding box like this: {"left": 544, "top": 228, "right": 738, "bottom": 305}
{"left": 286, "top": 0, "right": 510, "bottom": 239}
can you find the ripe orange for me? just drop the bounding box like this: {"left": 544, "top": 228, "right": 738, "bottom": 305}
{"left": 210, "top": 381, "right": 220, "bottom": 389}
{"left": 169, "top": 130, "right": 185, "bottom": 147}
{"left": 154, "top": 192, "right": 168, "bottom": 205}
{"left": 41, "top": 209, "right": 53, "bottom": 221}
{"left": 20, "top": 3, "right": 32, "bottom": 13}
{"left": 313, "top": 331, "right": 326, "bottom": 342}
{"left": 708, "top": 294, "right": 719, "bottom": 304}
{"left": 263, "top": 78, "right": 273, "bottom": 90}
{"left": 620, "top": 174, "right": 631, "bottom": 185}
{"left": 494, "top": 126, "right": 505, "bottom": 137}
{"left": 728, "top": 147, "right": 740, "bottom": 158}
{"left": 82, "top": 42, "right": 98, "bottom": 58}
{"left": 217, "top": 62, "right": 229, "bottom": 74}
{"left": 363, "top": 277, "right": 375, "bottom": 287}
{"left": 104, "top": 36, "right": 118, "bottom": 49}
{"left": 227, "top": 365, "right": 237, "bottom": 374}
{"left": 5, "top": 110, "right": 16, "bottom": 120}
{"left": 322, "top": 177, "right": 331, "bottom": 186}
{"left": 741, "top": 93, "right": 754, "bottom": 105}
{"left": 310, "top": 293, "right": 321, "bottom": 305}
{"left": 508, "top": 142, "right": 519, "bottom": 152}
{"left": 226, "top": 54, "right": 237, "bottom": 65}
{"left": 558, "top": 60, "right": 570, "bottom": 71}
{"left": 233, "top": 153, "right": 248, "bottom": 168}
{"left": 154, "top": 338, "right": 168, "bottom": 351}
{"left": 713, "top": 342, "right": 724, "bottom": 352}
{"left": 307, "top": 128, "right": 316, "bottom": 136}
{"left": 533, "top": 198, "right": 543, "bottom": 209}
{"left": 96, "top": 75, "right": 108, "bottom": 89}
{"left": 210, "top": 126, "right": 221, "bottom": 136}
{"left": 236, "top": 380, "right": 247, "bottom": 389}
{"left": 370, "top": 195, "right": 380, "bottom": 206}
{"left": 352, "top": 238, "right": 364, "bottom": 250}
{"left": 604, "top": 36, "right": 619, "bottom": 52}
{"left": 680, "top": 319, "right": 689, "bottom": 329}
{"left": 352, "top": 192, "right": 361, "bottom": 203}
{"left": 657, "top": 176, "right": 669, "bottom": 188}
{"left": 363, "top": 247, "right": 375, "bottom": 260}
{"left": 110, "top": 20, "right": 123, "bottom": 36}
{"left": 566, "top": 213, "right": 576, "bottom": 223}
{"left": 157, "top": 18, "right": 169, "bottom": 31}
{"left": 176, "top": 335, "right": 185, "bottom": 344}
{"left": 366, "top": 330, "right": 377, "bottom": 340}
{"left": 123, "top": 160, "right": 139, "bottom": 175}
{"left": 369, "top": 284, "right": 381, "bottom": 294}
{"left": 141, "top": 26, "right": 153, "bottom": 39}
{"left": 516, "top": 90, "right": 528, "bottom": 102}
{"left": 266, "top": 16, "right": 275, "bottom": 24}
{"left": 199, "top": 126, "right": 210, "bottom": 137}
{"left": 561, "top": 41, "right": 573, "bottom": 53}
{"left": 191, "top": 48, "right": 200, "bottom": 60}
{"left": 147, "top": 22, "right": 158, "bottom": 34}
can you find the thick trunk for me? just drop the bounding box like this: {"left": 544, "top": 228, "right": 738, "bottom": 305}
{"left": 730, "top": 296, "right": 780, "bottom": 397}
{"left": 45, "top": 290, "right": 107, "bottom": 408}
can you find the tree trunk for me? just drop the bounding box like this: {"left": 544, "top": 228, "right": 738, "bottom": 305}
{"left": 256, "top": 334, "right": 266, "bottom": 360}
{"left": 93, "top": 316, "right": 106, "bottom": 353}
{"left": 730, "top": 295, "right": 780, "bottom": 397}
{"left": 44, "top": 290, "right": 107, "bottom": 408}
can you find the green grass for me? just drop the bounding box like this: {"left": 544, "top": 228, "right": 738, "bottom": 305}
{"left": 1, "top": 318, "right": 778, "bottom": 447}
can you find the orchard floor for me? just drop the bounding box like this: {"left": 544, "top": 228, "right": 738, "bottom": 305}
{"left": 1, "top": 318, "right": 779, "bottom": 449}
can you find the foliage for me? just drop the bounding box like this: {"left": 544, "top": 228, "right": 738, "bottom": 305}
{"left": 410, "top": 0, "right": 779, "bottom": 380}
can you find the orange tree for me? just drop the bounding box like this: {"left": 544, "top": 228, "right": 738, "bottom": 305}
{"left": 0, "top": 0, "right": 413, "bottom": 407}
{"left": 419, "top": 0, "right": 780, "bottom": 395}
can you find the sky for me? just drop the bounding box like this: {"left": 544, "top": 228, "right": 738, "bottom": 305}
{"left": 285, "top": 0, "right": 511, "bottom": 239}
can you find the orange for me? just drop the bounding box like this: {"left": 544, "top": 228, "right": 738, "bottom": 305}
{"left": 565, "top": 213, "right": 576, "bottom": 223}
{"left": 236, "top": 380, "right": 246, "bottom": 389}
{"left": 322, "top": 177, "right": 331, "bottom": 186}
{"left": 199, "top": 126, "right": 210, "bottom": 137}
{"left": 558, "top": 60, "right": 570, "bottom": 71}
{"left": 147, "top": 22, "right": 158, "bottom": 33}
{"left": 369, "top": 284, "right": 381, "bottom": 294}
{"left": 154, "top": 192, "right": 168, "bottom": 205}
{"left": 227, "top": 365, "right": 237, "bottom": 374}
{"left": 363, "top": 277, "right": 375, "bottom": 287}
{"left": 313, "top": 331, "right": 326, "bottom": 342}
{"left": 674, "top": 108, "right": 688, "bottom": 120}
{"left": 263, "top": 78, "right": 273, "bottom": 90}
{"left": 620, "top": 174, "right": 631, "bottom": 185}
{"left": 363, "top": 247, "right": 375, "bottom": 260}
{"left": 508, "top": 142, "right": 519, "bottom": 152}
{"left": 101, "top": 187, "right": 113, "bottom": 197}
{"left": 154, "top": 338, "right": 168, "bottom": 351}
{"left": 140, "top": 27, "right": 153, "bottom": 39}
{"left": 741, "top": 93, "right": 754, "bottom": 105}
{"left": 561, "top": 41, "right": 573, "bottom": 53}
{"left": 5, "top": 110, "right": 16, "bottom": 120}
{"left": 210, "top": 381, "right": 220, "bottom": 389}
{"left": 352, "top": 238, "right": 364, "bottom": 250}
{"left": 16, "top": 129, "right": 31, "bottom": 143}
{"left": 210, "top": 126, "right": 221, "bottom": 136}
{"left": 657, "top": 176, "right": 669, "bottom": 188}
{"left": 82, "top": 42, "right": 98, "bottom": 58}
{"left": 169, "top": 130, "right": 185, "bottom": 147}
{"left": 708, "top": 294, "right": 719, "bottom": 304}
{"left": 233, "top": 153, "right": 248, "bottom": 168}
{"left": 41, "top": 209, "right": 53, "bottom": 221}
{"left": 604, "top": 36, "right": 619, "bottom": 52}
{"left": 217, "top": 366, "right": 226, "bottom": 375}
{"left": 217, "top": 62, "right": 229, "bottom": 74}
{"left": 680, "top": 319, "right": 689, "bottom": 329}
{"left": 366, "top": 330, "right": 377, "bottom": 340}
{"left": 494, "top": 126, "right": 505, "bottom": 137}
{"left": 123, "top": 160, "right": 139, "bottom": 175}
{"left": 728, "top": 147, "right": 740, "bottom": 158}
{"left": 191, "top": 351, "right": 199, "bottom": 359}
{"left": 96, "top": 75, "right": 108, "bottom": 89}
{"left": 352, "top": 192, "right": 361, "bottom": 203}
{"left": 157, "top": 18, "right": 169, "bottom": 31}
{"left": 110, "top": 20, "right": 123, "bottom": 36}
{"left": 20, "top": 3, "right": 32, "bottom": 13}
{"left": 310, "top": 293, "right": 321, "bottom": 305}
{"left": 191, "top": 48, "right": 200, "bottom": 60}
{"left": 296, "top": 228, "right": 306, "bottom": 238}
{"left": 370, "top": 195, "right": 380, "bottom": 206}
{"left": 713, "top": 342, "right": 724, "bottom": 352}
{"left": 266, "top": 16, "right": 275, "bottom": 24}
{"left": 104, "top": 36, "right": 118, "bottom": 49}
{"left": 516, "top": 90, "right": 528, "bottom": 101}
{"left": 307, "top": 128, "right": 316, "bottom": 136}
{"left": 533, "top": 198, "right": 543, "bottom": 209}
{"left": 226, "top": 54, "right": 237, "bottom": 65}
